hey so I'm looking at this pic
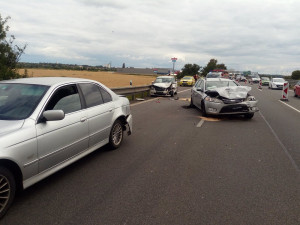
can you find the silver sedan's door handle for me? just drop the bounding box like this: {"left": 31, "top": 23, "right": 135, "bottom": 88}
{"left": 109, "top": 108, "right": 114, "bottom": 112}
{"left": 80, "top": 117, "right": 87, "bottom": 122}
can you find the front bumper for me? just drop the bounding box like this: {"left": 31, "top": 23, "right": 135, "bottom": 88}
{"left": 272, "top": 84, "right": 283, "bottom": 89}
{"left": 204, "top": 100, "right": 259, "bottom": 115}
{"left": 150, "top": 86, "right": 175, "bottom": 96}
{"left": 180, "top": 81, "right": 193, "bottom": 86}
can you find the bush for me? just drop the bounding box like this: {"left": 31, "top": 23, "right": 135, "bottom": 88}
{"left": 291, "top": 70, "right": 300, "bottom": 80}
{"left": 0, "top": 14, "right": 27, "bottom": 80}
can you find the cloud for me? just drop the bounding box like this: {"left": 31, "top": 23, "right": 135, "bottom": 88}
{"left": 2, "top": 0, "right": 300, "bottom": 74}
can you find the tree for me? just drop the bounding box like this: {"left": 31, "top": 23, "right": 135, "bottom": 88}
{"left": 178, "top": 63, "right": 201, "bottom": 79}
{"left": 291, "top": 70, "right": 300, "bottom": 80}
{"left": 0, "top": 14, "right": 27, "bottom": 80}
{"left": 201, "top": 59, "right": 227, "bottom": 76}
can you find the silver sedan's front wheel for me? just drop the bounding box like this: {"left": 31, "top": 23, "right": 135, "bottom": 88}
{"left": 0, "top": 167, "right": 16, "bottom": 218}
{"left": 109, "top": 120, "right": 124, "bottom": 149}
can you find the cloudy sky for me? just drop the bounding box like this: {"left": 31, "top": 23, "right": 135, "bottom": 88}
{"left": 2, "top": 0, "right": 300, "bottom": 74}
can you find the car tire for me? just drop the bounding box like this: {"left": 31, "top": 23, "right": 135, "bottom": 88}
{"left": 0, "top": 167, "right": 16, "bottom": 219}
{"left": 109, "top": 120, "right": 124, "bottom": 149}
{"left": 170, "top": 91, "right": 174, "bottom": 97}
{"left": 294, "top": 91, "right": 298, "bottom": 97}
{"left": 201, "top": 101, "right": 207, "bottom": 116}
{"left": 244, "top": 113, "right": 254, "bottom": 119}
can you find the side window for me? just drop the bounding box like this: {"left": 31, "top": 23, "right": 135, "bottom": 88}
{"left": 99, "top": 87, "right": 112, "bottom": 103}
{"left": 195, "top": 80, "right": 201, "bottom": 87}
{"left": 200, "top": 81, "right": 205, "bottom": 91}
{"left": 45, "top": 85, "right": 81, "bottom": 114}
{"left": 79, "top": 83, "right": 104, "bottom": 107}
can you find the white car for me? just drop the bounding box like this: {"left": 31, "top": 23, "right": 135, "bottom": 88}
{"left": 150, "top": 76, "right": 178, "bottom": 97}
{"left": 269, "top": 78, "right": 286, "bottom": 89}
{"left": 248, "top": 74, "right": 261, "bottom": 83}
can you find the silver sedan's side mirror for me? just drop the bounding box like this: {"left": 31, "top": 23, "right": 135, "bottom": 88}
{"left": 43, "top": 110, "right": 65, "bottom": 121}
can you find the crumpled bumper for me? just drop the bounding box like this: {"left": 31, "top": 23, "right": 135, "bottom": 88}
{"left": 204, "top": 100, "right": 259, "bottom": 115}
{"left": 126, "top": 114, "right": 133, "bottom": 135}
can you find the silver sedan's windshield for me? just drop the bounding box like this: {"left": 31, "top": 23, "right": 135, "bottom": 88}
{"left": 0, "top": 83, "right": 49, "bottom": 120}
{"left": 206, "top": 81, "right": 238, "bottom": 90}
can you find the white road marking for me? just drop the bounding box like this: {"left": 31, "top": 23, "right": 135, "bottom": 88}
{"left": 259, "top": 111, "right": 300, "bottom": 173}
{"left": 279, "top": 100, "right": 300, "bottom": 113}
{"left": 196, "top": 119, "right": 204, "bottom": 127}
{"left": 131, "top": 97, "right": 159, "bottom": 106}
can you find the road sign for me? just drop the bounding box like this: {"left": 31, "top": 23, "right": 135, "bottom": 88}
{"left": 171, "top": 57, "right": 177, "bottom": 62}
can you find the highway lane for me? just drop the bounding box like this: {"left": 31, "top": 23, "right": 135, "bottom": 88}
{"left": 243, "top": 83, "right": 300, "bottom": 170}
{"left": 1, "top": 86, "right": 300, "bottom": 225}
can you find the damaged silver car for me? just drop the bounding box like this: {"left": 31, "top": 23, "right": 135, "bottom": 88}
{"left": 150, "top": 76, "right": 178, "bottom": 97}
{"left": 190, "top": 78, "right": 259, "bottom": 119}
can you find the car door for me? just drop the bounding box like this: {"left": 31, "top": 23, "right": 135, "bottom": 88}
{"left": 78, "top": 83, "right": 115, "bottom": 148}
{"left": 36, "top": 84, "right": 89, "bottom": 172}
{"left": 193, "top": 80, "right": 205, "bottom": 108}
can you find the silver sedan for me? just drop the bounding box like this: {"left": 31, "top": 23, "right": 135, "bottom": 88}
{"left": 0, "top": 77, "right": 132, "bottom": 218}
{"left": 190, "top": 78, "right": 259, "bottom": 119}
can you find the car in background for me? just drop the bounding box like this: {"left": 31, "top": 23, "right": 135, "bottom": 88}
{"left": 0, "top": 77, "right": 132, "bottom": 218}
{"left": 240, "top": 75, "right": 247, "bottom": 82}
{"left": 294, "top": 81, "right": 300, "bottom": 97}
{"left": 190, "top": 78, "right": 258, "bottom": 119}
{"left": 150, "top": 76, "right": 178, "bottom": 97}
{"left": 261, "top": 77, "right": 270, "bottom": 86}
{"left": 179, "top": 76, "right": 195, "bottom": 86}
{"left": 248, "top": 74, "right": 261, "bottom": 83}
{"left": 269, "top": 78, "right": 286, "bottom": 89}
{"left": 206, "top": 72, "right": 222, "bottom": 78}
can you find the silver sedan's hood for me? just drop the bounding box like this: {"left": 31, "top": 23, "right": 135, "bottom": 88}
{"left": 0, "top": 120, "right": 24, "bottom": 136}
{"left": 153, "top": 83, "right": 171, "bottom": 88}
{"left": 207, "top": 86, "right": 251, "bottom": 99}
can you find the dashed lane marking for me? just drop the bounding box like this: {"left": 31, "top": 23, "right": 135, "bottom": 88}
{"left": 196, "top": 119, "right": 204, "bottom": 127}
{"left": 279, "top": 100, "right": 300, "bottom": 113}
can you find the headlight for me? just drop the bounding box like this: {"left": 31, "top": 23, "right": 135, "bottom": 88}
{"left": 247, "top": 96, "right": 256, "bottom": 101}
{"left": 205, "top": 96, "right": 222, "bottom": 103}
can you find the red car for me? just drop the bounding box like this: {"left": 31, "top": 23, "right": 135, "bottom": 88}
{"left": 294, "top": 81, "right": 300, "bottom": 97}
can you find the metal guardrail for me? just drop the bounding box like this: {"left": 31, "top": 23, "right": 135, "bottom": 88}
{"left": 285, "top": 79, "right": 298, "bottom": 88}
{"left": 111, "top": 85, "right": 151, "bottom": 100}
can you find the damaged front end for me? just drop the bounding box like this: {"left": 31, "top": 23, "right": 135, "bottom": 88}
{"left": 150, "top": 84, "right": 173, "bottom": 96}
{"left": 204, "top": 86, "right": 259, "bottom": 115}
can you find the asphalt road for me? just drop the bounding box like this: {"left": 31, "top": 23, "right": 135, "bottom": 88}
{"left": 1, "top": 84, "right": 300, "bottom": 225}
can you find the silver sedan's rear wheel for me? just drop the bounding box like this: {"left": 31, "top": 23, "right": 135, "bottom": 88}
{"left": 109, "top": 120, "right": 124, "bottom": 149}
{"left": 0, "top": 167, "right": 16, "bottom": 218}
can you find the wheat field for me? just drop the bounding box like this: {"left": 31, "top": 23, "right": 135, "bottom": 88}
{"left": 18, "top": 69, "right": 156, "bottom": 88}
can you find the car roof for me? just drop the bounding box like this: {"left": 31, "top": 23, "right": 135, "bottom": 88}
{"left": 0, "top": 77, "right": 97, "bottom": 87}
